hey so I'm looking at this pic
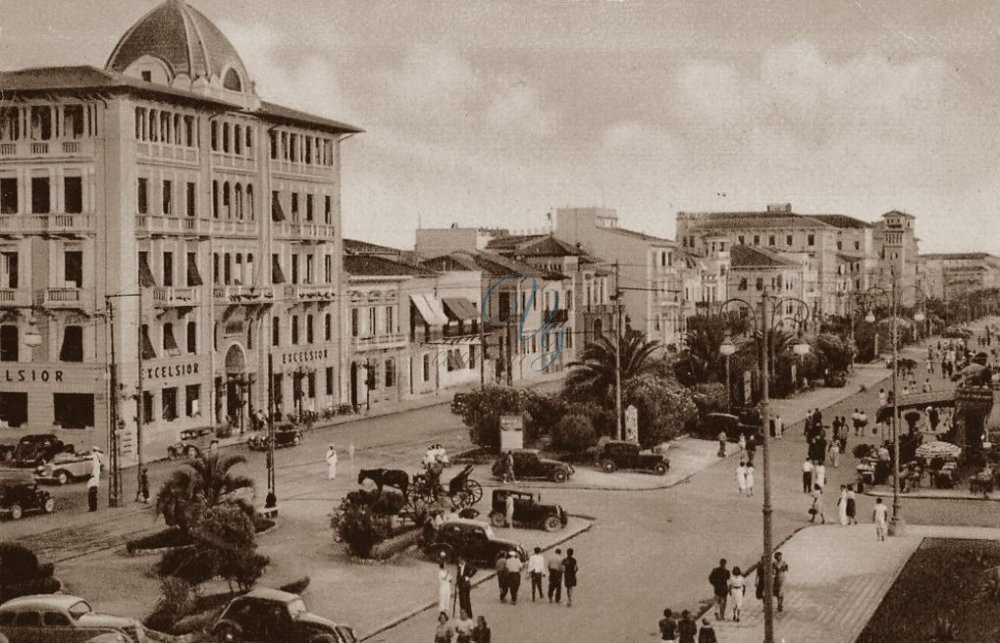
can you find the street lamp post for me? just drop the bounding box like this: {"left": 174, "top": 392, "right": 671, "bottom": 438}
{"left": 720, "top": 342, "right": 736, "bottom": 411}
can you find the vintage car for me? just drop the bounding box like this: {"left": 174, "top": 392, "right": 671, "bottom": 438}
{"left": 490, "top": 449, "right": 574, "bottom": 483}
{"left": 596, "top": 440, "right": 669, "bottom": 475}
{"left": 167, "top": 427, "right": 216, "bottom": 459}
{"left": 697, "top": 413, "right": 761, "bottom": 443}
{"left": 0, "top": 594, "right": 144, "bottom": 643}
{"left": 11, "top": 434, "right": 69, "bottom": 468}
{"left": 212, "top": 588, "right": 356, "bottom": 643}
{"left": 422, "top": 518, "right": 527, "bottom": 565}
{"left": 35, "top": 450, "right": 103, "bottom": 485}
{"left": 488, "top": 488, "right": 567, "bottom": 532}
{"left": 247, "top": 423, "right": 303, "bottom": 451}
{"left": 0, "top": 470, "right": 55, "bottom": 520}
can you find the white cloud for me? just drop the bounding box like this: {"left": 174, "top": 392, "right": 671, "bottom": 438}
{"left": 486, "top": 79, "right": 553, "bottom": 137}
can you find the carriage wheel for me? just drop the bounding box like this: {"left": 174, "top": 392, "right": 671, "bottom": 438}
{"left": 465, "top": 479, "right": 483, "bottom": 505}
{"left": 449, "top": 490, "right": 471, "bottom": 510}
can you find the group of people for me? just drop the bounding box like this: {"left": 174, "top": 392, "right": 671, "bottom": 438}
{"left": 495, "top": 547, "right": 578, "bottom": 607}
{"left": 435, "top": 555, "right": 490, "bottom": 643}
{"left": 658, "top": 608, "right": 716, "bottom": 642}
{"left": 700, "top": 553, "right": 788, "bottom": 630}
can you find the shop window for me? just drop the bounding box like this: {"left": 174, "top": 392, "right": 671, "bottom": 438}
{"left": 137, "top": 178, "right": 148, "bottom": 214}
{"left": 185, "top": 384, "right": 200, "bottom": 417}
{"left": 60, "top": 325, "right": 83, "bottom": 362}
{"left": 54, "top": 393, "right": 94, "bottom": 429}
{"left": 64, "top": 250, "right": 83, "bottom": 287}
{"left": 0, "top": 392, "right": 27, "bottom": 426}
{"left": 0, "top": 325, "right": 18, "bottom": 361}
{"left": 0, "top": 178, "right": 17, "bottom": 214}
{"left": 31, "top": 176, "right": 50, "bottom": 213}
{"left": 64, "top": 176, "right": 82, "bottom": 214}
{"left": 162, "top": 387, "right": 178, "bottom": 422}
{"left": 187, "top": 320, "right": 197, "bottom": 353}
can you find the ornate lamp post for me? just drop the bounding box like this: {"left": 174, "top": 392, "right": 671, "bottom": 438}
{"left": 719, "top": 341, "right": 737, "bottom": 411}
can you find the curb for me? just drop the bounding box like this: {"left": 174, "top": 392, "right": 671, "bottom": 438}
{"left": 862, "top": 488, "right": 1000, "bottom": 503}
{"left": 358, "top": 516, "right": 595, "bottom": 641}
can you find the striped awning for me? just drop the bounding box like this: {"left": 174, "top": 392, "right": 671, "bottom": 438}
{"left": 442, "top": 297, "right": 479, "bottom": 322}
{"left": 410, "top": 293, "right": 448, "bottom": 326}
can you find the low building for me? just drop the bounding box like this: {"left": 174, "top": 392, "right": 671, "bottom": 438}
{"left": 727, "top": 245, "right": 812, "bottom": 327}
{"left": 920, "top": 252, "right": 1000, "bottom": 301}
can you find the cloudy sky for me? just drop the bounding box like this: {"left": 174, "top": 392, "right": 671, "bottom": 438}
{"left": 3, "top": 0, "right": 1000, "bottom": 252}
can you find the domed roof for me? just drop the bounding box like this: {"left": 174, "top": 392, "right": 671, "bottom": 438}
{"left": 106, "top": 0, "right": 249, "bottom": 90}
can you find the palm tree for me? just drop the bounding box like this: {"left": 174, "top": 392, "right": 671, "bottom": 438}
{"left": 155, "top": 453, "right": 255, "bottom": 532}
{"left": 564, "top": 333, "right": 660, "bottom": 404}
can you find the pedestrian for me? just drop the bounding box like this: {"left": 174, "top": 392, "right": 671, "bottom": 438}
{"left": 471, "top": 615, "right": 491, "bottom": 643}
{"left": 708, "top": 559, "right": 730, "bottom": 620}
{"left": 775, "top": 414, "right": 783, "bottom": 439}
{"left": 745, "top": 463, "right": 755, "bottom": 496}
{"left": 504, "top": 550, "right": 523, "bottom": 604}
{"left": 527, "top": 547, "right": 546, "bottom": 601}
{"left": 503, "top": 451, "right": 516, "bottom": 483}
{"left": 437, "top": 560, "right": 454, "bottom": 614}
{"left": 813, "top": 462, "right": 826, "bottom": 490}
{"left": 736, "top": 461, "right": 748, "bottom": 496}
{"left": 809, "top": 485, "right": 826, "bottom": 524}
{"left": 139, "top": 467, "right": 150, "bottom": 503}
{"left": 454, "top": 609, "right": 475, "bottom": 643}
{"left": 563, "top": 547, "right": 578, "bottom": 607}
{"left": 745, "top": 433, "right": 757, "bottom": 465}
{"left": 434, "top": 612, "right": 454, "bottom": 643}
{"left": 209, "top": 439, "right": 219, "bottom": 456}
{"left": 859, "top": 410, "right": 869, "bottom": 436}
{"left": 505, "top": 492, "right": 515, "bottom": 528}
{"left": 546, "top": 548, "right": 563, "bottom": 602}
{"left": 801, "top": 458, "right": 814, "bottom": 493}
{"left": 658, "top": 608, "right": 677, "bottom": 642}
{"left": 852, "top": 409, "right": 862, "bottom": 436}
{"left": 717, "top": 430, "right": 727, "bottom": 457}
{"left": 456, "top": 555, "right": 476, "bottom": 617}
{"left": 772, "top": 552, "right": 788, "bottom": 612}
{"left": 837, "top": 485, "right": 848, "bottom": 526}
{"left": 87, "top": 472, "right": 99, "bottom": 512}
{"left": 923, "top": 378, "right": 932, "bottom": 393}
{"left": 737, "top": 433, "right": 746, "bottom": 460}
{"left": 728, "top": 566, "right": 746, "bottom": 622}
{"left": 698, "top": 618, "right": 718, "bottom": 643}
{"left": 495, "top": 552, "right": 508, "bottom": 602}
{"left": 829, "top": 440, "right": 840, "bottom": 468}
{"left": 846, "top": 485, "right": 858, "bottom": 524}
{"left": 678, "top": 610, "right": 697, "bottom": 643}
{"left": 325, "top": 444, "right": 338, "bottom": 480}
{"left": 873, "top": 497, "right": 888, "bottom": 541}
{"left": 878, "top": 388, "right": 887, "bottom": 407}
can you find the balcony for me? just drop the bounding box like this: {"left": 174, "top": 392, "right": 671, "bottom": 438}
{"left": 0, "top": 139, "right": 96, "bottom": 159}
{"left": 211, "top": 219, "right": 258, "bottom": 237}
{"left": 271, "top": 159, "right": 334, "bottom": 179}
{"left": 0, "top": 288, "right": 32, "bottom": 307}
{"left": 212, "top": 152, "right": 256, "bottom": 172}
{"left": 213, "top": 285, "right": 275, "bottom": 305}
{"left": 274, "top": 221, "right": 336, "bottom": 243}
{"left": 285, "top": 283, "right": 337, "bottom": 303}
{"left": 352, "top": 332, "right": 407, "bottom": 351}
{"left": 152, "top": 286, "right": 200, "bottom": 308}
{"left": 136, "top": 141, "right": 199, "bottom": 166}
{"left": 135, "top": 215, "right": 208, "bottom": 238}
{"left": 38, "top": 287, "right": 93, "bottom": 311}
{"left": 0, "top": 213, "right": 95, "bottom": 238}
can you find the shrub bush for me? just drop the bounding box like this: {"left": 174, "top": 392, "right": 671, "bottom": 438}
{"left": 0, "top": 542, "right": 58, "bottom": 603}
{"left": 332, "top": 504, "right": 393, "bottom": 558}
{"left": 551, "top": 414, "right": 598, "bottom": 453}
{"left": 127, "top": 528, "right": 192, "bottom": 554}
{"left": 459, "top": 386, "right": 557, "bottom": 450}
{"left": 144, "top": 577, "right": 197, "bottom": 633}
{"left": 623, "top": 374, "right": 698, "bottom": 447}
{"left": 341, "top": 489, "right": 407, "bottom": 516}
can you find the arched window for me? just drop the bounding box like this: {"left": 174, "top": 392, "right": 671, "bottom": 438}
{"left": 149, "top": 109, "right": 158, "bottom": 142}
{"left": 222, "top": 122, "right": 230, "bottom": 153}
{"left": 234, "top": 183, "right": 244, "bottom": 220}
{"left": 223, "top": 68, "right": 242, "bottom": 92}
{"left": 234, "top": 125, "right": 242, "bottom": 154}
{"left": 222, "top": 182, "right": 231, "bottom": 219}
{"left": 246, "top": 184, "right": 255, "bottom": 221}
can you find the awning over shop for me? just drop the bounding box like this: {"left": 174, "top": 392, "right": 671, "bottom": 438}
{"left": 442, "top": 297, "right": 479, "bottom": 322}
{"left": 410, "top": 293, "right": 448, "bottom": 326}
{"left": 876, "top": 390, "right": 955, "bottom": 422}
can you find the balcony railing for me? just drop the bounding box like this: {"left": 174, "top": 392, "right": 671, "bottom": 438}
{"left": 136, "top": 215, "right": 208, "bottom": 237}
{"left": 352, "top": 333, "right": 407, "bottom": 350}
{"left": 213, "top": 285, "right": 275, "bottom": 304}
{"left": 38, "top": 287, "right": 93, "bottom": 309}
{"left": 211, "top": 219, "right": 258, "bottom": 237}
{"left": 286, "top": 283, "right": 337, "bottom": 302}
{"left": 152, "top": 286, "right": 200, "bottom": 307}
{"left": 211, "top": 152, "right": 256, "bottom": 171}
{"left": 271, "top": 159, "right": 333, "bottom": 179}
{"left": 136, "top": 141, "right": 199, "bottom": 165}
{"left": 0, "top": 288, "right": 32, "bottom": 307}
{"left": 274, "top": 221, "right": 336, "bottom": 241}
{"left": 0, "top": 139, "right": 95, "bottom": 158}
{"left": 0, "top": 213, "right": 95, "bottom": 237}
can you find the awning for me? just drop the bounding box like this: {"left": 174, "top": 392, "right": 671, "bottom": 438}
{"left": 424, "top": 295, "right": 450, "bottom": 326}
{"left": 139, "top": 254, "right": 157, "bottom": 288}
{"left": 271, "top": 192, "right": 286, "bottom": 222}
{"left": 442, "top": 297, "right": 479, "bottom": 322}
{"left": 140, "top": 325, "right": 157, "bottom": 360}
{"left": 410, "top": 293, "right": 448, "bottom": 326}
{"left": 272, "top": 255, "right": 286, "bottom": 284}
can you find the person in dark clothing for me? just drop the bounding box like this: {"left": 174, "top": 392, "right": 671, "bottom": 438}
{"left": 658, "top": 608, "right": 677, "bottom": 642}
{"left": 138, "top": 468, "right": 150, "bottom": 503}
{"left": 471, "top": 615, "right": 491, "bottom": 643}
{"left": 708, "top": 559, "right": 730, "bottom": 620}
{"left": 563, "top": 548, "right": 578, "bottom": 607}
{"left": 678, "top": 610, "right": 697, "bottom": 643}
{"left": 697, "top": 618, "right": 718, "bottom": 643}
{"left": 495, "top": 552, "right": 508, "bottom": 602}
{"left": 456, "top": 556, "right": 476, "bottom": 617}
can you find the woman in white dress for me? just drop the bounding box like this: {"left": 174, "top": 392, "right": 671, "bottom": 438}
{"left": 837, "top": 484, "right": 849, "bottom": 526}
{"left": 736, "top": 462, "right": 748, "bottom": 496}
{"left": 745, "top": 464, "right": 755, "bottom": 497}
{"left": 437, "top": 560, "right": 453, "bottom": 614}
{"left": 729, "top": 566, "right": 746, "bottom": 622}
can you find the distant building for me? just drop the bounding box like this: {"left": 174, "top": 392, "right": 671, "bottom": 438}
{"left": 920, "top": 252, "right": 1000, "bottom": 302}
{"left": 727, "top": 245, "right": 812, "bottom": 327}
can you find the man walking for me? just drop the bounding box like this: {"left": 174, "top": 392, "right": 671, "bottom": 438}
{"left": 495, "top": 552, "right": 508, "bottom": 602}
{"left": 802, "top": 458, "right": 814, "bottom": 494}
{"left": 772, "top": 552, "right": 788, "bottom": 613}
{"left": 325, "top": 444, "right": 338, "bottom": 480}
{"left": 546, "top": 548, "right": 564, "bottom": 602}
{"left": 527, "top": 547, "right": 546, "bottom": 601}
{"left": 87, "top": 472, "right": 99, "bottom": 512}
{"left": 774, "top": 414, "right": 783, "bottom": 439}
{"left": 503, "top": 550, "right": 523, "bottom": 605}
{"left": 873, "top": 497, "right": 889, "bottom": 541}
{"left": 708, "top": 559, "right": 730, "bottom": 620}
{"left": 455, "top": 555, "right": 476, "bottom": 617}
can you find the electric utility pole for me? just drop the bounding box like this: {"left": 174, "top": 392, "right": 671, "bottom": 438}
{"left": 614, "top": 260, "right": 623, "bottom": 440}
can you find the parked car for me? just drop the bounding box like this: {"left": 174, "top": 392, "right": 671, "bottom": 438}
{"left": 0, "top": 594, "right": 144, "bottom": 642}
{"left": 35, "top": 450, "right": 103, "bottom": 485}
{"left": 490, "top": 449, "right": 574, "bottom": 483}
{"left": 0, "top": 470, "right": 55, "bottom": 520}
{"left": 422, "top": 518, "right": 527, "bottom": 565}
{"left": 212, "top": 587, "right": 356, "bottom": 643}
{"left": 247, "top": 423, "right": 302, "bottom": 451}
{"left": 596, "top": 440, "right": 669, "bottom": 475}
{"left": 488, "top": 488, "right": 567, "bottom": 532}
{"left": 11, "top": 434, "right": 68, "bottom": 468}
{"left": 696, "top": 413, "right": 760, "bottom": 442}
{"left": 167, "top": 427, "right": 215, "bottom": 459}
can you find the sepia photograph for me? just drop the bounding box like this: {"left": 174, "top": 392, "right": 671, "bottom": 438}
{"left": 1, "top": 1, "right": 1000, "bottom": 641}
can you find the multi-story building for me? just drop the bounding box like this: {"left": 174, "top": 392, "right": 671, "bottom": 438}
{"left": 873, "top": 210, "right": 926, "bottom": 304}
{"left": 554, "top": 207, "right": 715, "bottom": 348}
{"left": 726, "top": 246, "right": 812, "bottom": 326}
{"left": 920, "top": 252, "right": 1000, "bottom": 301}
{"left": 0, "top": 0, "right": 358, "bottom": 462}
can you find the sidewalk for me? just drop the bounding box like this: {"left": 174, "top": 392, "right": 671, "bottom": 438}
{"left": 710, "top": 523, "right": 1000, "bottom": 643}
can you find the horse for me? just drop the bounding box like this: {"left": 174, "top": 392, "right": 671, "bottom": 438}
{"left": 357, "top": 468, "right": 409, "bottom": 498}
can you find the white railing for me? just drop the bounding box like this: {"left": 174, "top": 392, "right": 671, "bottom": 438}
{"left": 0, "top": 213, "right": 94, "bottom": 235}
{"left": 0, "top": 288, "right": 31, "bottom": 306}
{"left": 213, "top": 285, "right": 275, "bottom": 303}
{"left": 0, "top": 140, "right": 94, "bottom": 157}
{"left": 136, "top": 142, "right": 199, "bottom": 164}
{"left": 353, "top": 333, "right": 407, "bottom": 350}
{"left": 152, "top": 287, "right": 200, "bottom": 306}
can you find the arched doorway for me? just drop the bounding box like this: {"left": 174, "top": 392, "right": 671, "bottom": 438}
{"left": 224, "top": 343, "right": 248, "bottom": 433}
{"left": 350, "top": 362, "right": 359, "bottom": 408}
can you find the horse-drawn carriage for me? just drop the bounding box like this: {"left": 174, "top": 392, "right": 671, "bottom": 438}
{"left": 357, "top": 464, "right": 483, "bottom": 511}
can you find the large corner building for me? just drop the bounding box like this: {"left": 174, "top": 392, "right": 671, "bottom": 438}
{"left": 0, "top": 0, "right": 360, "bottom": 463}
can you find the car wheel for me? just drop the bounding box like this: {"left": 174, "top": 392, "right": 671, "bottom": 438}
{"left": 429, "top": 543, "right": 454, "bottom": 563}
{"left": 653, "top": 462, "right": 668, "bottom": 476}
{"left": 601, "top": 459, "right": 617, "bottom": 473}
{"left": 552, "top": 469, "right": 568, "bottom": 483}
{"left": 215, "top": 624, "right": 242, "bottom": 643}
{"left": 490, "top": 511, "right": 506, "bottom": 528}
{"left": 55, "top": 470, "right": 70, "bottom": 485}
{"left": 42, "top": 497, "right": 55, "bottom": 513}
{"left": 9, "top": 503, "right": 22, "bottom": 520}
{"left": 543, "top": 516, "right": 562, "bottom": 532}
{"left": 185, "top": 445, "right": 199, "bottom": 458}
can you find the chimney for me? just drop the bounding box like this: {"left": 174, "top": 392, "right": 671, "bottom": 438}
{"left": 767, "top": 203, "right": 792, "bottom": 214}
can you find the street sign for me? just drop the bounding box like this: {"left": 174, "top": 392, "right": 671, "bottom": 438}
{"left": 499, "top": 414, "right": 524, "bottom": 451}
{"left": 624, "top": 405, "right": 639, "bottom": 443}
